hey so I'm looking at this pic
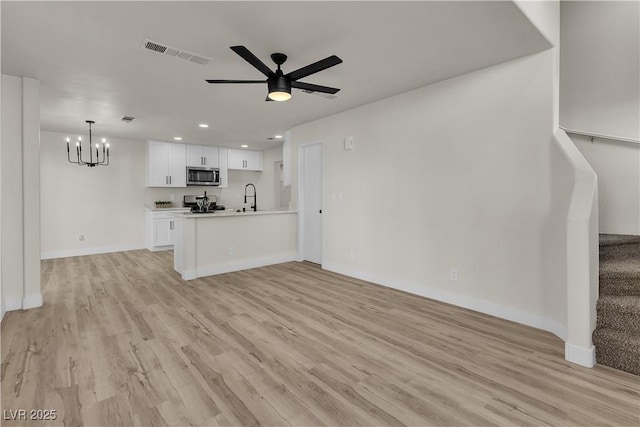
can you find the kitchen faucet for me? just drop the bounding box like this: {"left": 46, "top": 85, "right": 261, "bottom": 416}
{"left": 244, "top": 183, "right": 257, "bottom": 212}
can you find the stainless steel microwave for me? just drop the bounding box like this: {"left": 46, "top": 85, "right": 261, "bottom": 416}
{"left": 186, "top": 166, "right": 220, "bottom": 186}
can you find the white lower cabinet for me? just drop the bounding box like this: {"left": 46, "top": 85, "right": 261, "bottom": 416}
{"left": 146, "top": 209, "right": 188, "bottom": 251}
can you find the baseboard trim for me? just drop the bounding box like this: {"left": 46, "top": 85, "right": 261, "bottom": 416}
{"left": 186, "top": 252, "right": 298, "bottom": 280}
{"left": 322, "top": 262, "right": 568, "bottom": 341}
{"left": 23, "top": 293, "right": 44, "bottom": 310}
{"left": 4, "top": 297, "right": 22, "bottom": 312}
{"left": 147, "top": 245, "right": 173, "bottom": 252}
{"left": 565, "top": 342, "right": 596, "bottom": 367}
{"left": 2, "top": 293, "right": 43, "bottom": 314}
{"left": 41, "top": 244, "right": 145, "bottom": 260}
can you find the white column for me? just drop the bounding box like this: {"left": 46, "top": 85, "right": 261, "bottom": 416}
{"left": 1, "top": 74, "right": 42, "bottom": 314}
{"left": 22, "top": 78, "right": 41, "bottom": 309}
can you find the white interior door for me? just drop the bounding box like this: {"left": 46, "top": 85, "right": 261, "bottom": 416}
{"left": 302, "top": 144, "right": 322, "bottom": 264}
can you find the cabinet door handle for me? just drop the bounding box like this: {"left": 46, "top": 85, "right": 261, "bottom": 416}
{"left": 169, "top": 176, "right": 172, "bottom": 185}
{"left": 203, "top": 157, "right": 207, "bottom": 165}
{"left": 165, "top": 176, "right": 168, "bottom": 184}
{"left": 170, "top": 220, "right": 174, "bottom": 230}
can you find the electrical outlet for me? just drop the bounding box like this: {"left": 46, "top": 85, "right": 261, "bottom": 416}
{"left": 79, "top": 235, "right": 85, "bottom": 242}
{"left": 450, "top": 268, "right": 458, "bottom": 281}
{"left": 229, "top": 246, "right": 235, "bottom": 255}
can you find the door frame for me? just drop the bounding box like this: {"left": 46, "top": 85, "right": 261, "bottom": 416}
{"left": 297, "top": 140, "right": 323, "bottom": 263}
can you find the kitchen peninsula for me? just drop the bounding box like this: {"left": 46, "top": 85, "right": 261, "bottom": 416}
{"left": 173, "top": 210, "right": 297, "bottom": 280}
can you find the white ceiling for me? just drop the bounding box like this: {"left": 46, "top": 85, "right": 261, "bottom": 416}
{"left": 2, "top": 1, "right": 549, "bottom": 150}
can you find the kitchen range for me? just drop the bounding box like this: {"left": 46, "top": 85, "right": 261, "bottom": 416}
{"left": 183, "top": 193, "right": 225, "bottom": 213}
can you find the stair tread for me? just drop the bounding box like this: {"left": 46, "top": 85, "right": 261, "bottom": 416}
{"left": 593, "top": 328, "right": 640, "bottom": 375}
{"left": 599, "top": 234, "right": 640, "bottom": 297}
{"left": 593, "top": 327, "right": 640, "bottom": 344}
{"left": 597, "top": 295, "right": 640, "bottom": 311}
{"left": 599, "top": 234, "right": 640, "bottom": 247}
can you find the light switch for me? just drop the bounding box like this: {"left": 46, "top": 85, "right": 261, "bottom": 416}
{"left": 344, "top": 136, "right": 354, "bottom": 150}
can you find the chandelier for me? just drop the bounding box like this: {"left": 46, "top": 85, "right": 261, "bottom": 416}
{"left": 66, "top": 120, "right": 110, "bottom": 167}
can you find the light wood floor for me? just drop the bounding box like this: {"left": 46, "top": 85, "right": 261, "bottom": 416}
{"left": 2, "top": 251, "right": 639, "bottom": 427}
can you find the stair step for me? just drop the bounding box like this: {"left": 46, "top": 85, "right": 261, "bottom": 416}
{"left": 592, "top": 328, "right": 640, "bottom": 376}
{"left": 599, "top": 234, "right": 640, "bottom": 248}
{"left": 600, "top": 270, "right": 640, "bottom": 296}
{"left": 596, "top": 295, "right": 640, "bottom": 335}
{"left": 599, "top": 234, "right": 640, "bottom": 296}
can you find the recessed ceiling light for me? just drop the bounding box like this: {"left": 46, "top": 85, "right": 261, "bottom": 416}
{"left": 275, "top": 135, "right": 283, "bottom": 139}
{"left": 198, "top": 124, "right": 209, "bottom": 128}
{"left": 174, "top": 137, "right": 183, "bottom": 141}
{"left": 241, "top": 144, "right": 248, "bottom": 148}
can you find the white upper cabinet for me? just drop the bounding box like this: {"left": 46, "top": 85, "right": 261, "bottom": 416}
{"left": 227, "top": 148, "right": 263, "bottom": 171}
{"left": 146, "top": 140, "right": 187, "bottom": 187}
{"left": 187, "top": 144, "right": 219, "bottom": 168}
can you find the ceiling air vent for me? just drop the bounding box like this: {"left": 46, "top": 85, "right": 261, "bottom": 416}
{"left": 141, "top": 39, "right": 212, "bottom": 66}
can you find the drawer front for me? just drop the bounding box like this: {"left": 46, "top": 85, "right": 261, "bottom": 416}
{"left": 153, "top": 212, "right": 177, "bottom": 219}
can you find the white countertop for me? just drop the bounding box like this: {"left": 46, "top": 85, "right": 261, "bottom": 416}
{"left": 174, "top": 209, "right": 297, "bottom": 218}
{"left": 145, "top": 206, "right": 190, "bottom": 212}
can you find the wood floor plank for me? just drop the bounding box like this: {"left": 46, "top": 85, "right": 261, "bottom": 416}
{"left": 1, "top": 251, "right": 638, "bottom": 426}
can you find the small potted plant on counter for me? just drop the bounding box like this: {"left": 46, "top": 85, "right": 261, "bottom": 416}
{"left": 154, "top": 200, "right": 174, "bottom": 209}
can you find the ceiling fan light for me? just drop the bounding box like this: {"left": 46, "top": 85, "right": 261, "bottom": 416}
{"left": 268, "top": 91, "right": 291, "bottom": 102}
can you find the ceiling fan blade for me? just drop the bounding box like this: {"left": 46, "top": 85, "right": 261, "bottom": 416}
{"left": 291, "top": 81, "right": 340, "bottom": 94}
{"left": 206, "top": 79, "right": 265, "bottom": 84}
{"left": 286, "top": 55, "right": 342, "bottom": 81}
{"left": 230, "top": 46, "right": 274, "bottom": 77}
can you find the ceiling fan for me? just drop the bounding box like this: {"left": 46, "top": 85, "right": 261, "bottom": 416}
{"left": 206, "top": 46, "right": 342, "bottom": 102}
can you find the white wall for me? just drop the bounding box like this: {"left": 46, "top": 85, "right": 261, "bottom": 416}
{"left": 291, "top": 49, "right": 572, "bottom": 340}
{"left": 41, "top": 131, "right": 147, "bottom": 258}
{"left": 40, "top": 131, "right": 283, "bottom": 258}
{"left": 1, "top": 74, "right": 42, "bottom": 313}
{"left": 573, "top": 134, "right": 640, "bottom": 235}
{"left": 560, "top": 1, "right": 640, "bottom": 236}
{"left": 560, "top": 1, "right": 640, "bottom": 140}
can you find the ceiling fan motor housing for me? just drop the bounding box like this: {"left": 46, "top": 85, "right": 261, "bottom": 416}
{"left": 268, "top": 72, "right": 291, "bottom": 95}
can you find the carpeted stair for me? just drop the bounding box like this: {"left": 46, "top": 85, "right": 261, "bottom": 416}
{"left": 592, "top": 234, "right": 640, "bottom": 375}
